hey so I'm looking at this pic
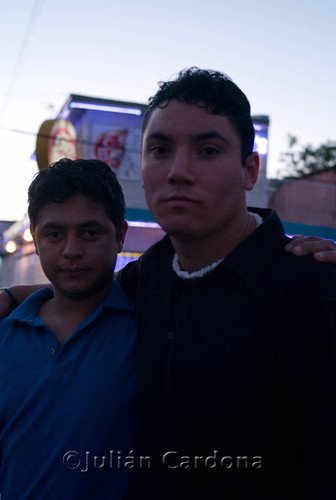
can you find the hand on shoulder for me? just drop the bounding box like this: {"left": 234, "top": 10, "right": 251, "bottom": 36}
{"left": 285, "top": 235, "right": 336, "bottom": 265}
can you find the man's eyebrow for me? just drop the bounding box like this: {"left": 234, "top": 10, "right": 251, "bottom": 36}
{"left": 144, "top": 132, "right": 172, "bottom": 142}
{"left": 40, "top": 222, "right": 63, "bottom": 229}
{"left": 144, "top": 131, "right": 230, "bottom": 144}
{"left": 192, "top": 131, "right": 229, "bottom": 143}
{"left": 79, "top": 220, "right": 106, "bottom": 228}
{"left": 41, "top": 220, "right": 106, "bottom": 229}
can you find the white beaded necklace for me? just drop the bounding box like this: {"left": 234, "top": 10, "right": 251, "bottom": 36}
{"left": 172, "top": 211, "right": 263, "bottom": 280}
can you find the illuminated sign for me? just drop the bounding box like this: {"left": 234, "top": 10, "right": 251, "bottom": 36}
{"left": 69, "top": 101, "right": 142, "bottom": 116}
{"left": 36, "top": 119, "right": 79, "bottom": 170}
{"left": 253, "top": 120, "right": 269, "bottom": 156}
{"left": 94, "top": 129, "right": 128, "bottom": 172}
{"left": 254, "top": 135, "right": 268, "bottom": 155}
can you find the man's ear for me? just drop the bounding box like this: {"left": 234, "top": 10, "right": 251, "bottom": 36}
{"left": 30, "top": 225, "right": 39, "bottom": 256}
{"left": 243, "top": 152, "right": 260, "bottom": 191}
{"left": 117, "top": 220, "right": 128, "bottom": 252}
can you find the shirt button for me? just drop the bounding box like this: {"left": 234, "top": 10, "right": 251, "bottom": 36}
{"left": 50, "top": 347, "right": 56, "bottom": 356}
{"left": 167, "top": 331, "right": 174, "bottom": 340}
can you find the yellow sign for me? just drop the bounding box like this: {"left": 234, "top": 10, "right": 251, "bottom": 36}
{"left": 36, "top": 119, "right": 79, "bottom": 170}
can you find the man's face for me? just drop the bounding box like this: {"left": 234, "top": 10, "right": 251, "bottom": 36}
{"left": 32, "top": 193, "right": 126, "bottom": 300}
{"left": 141, "top": 100, "right": 259, "bottom": 242}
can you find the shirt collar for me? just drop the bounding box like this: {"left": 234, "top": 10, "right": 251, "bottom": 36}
{"left": 166, "top": 208, "right": 288, "bottom": 292}
{"left": 9, "top": 287, "right": 54, "bottom": 325}
{"left": 9, "top": 277, "right": 134, "bottom": 326}
{"left": 101, "top": 278, "right": 134, "bottom": 312}
{"left": 223, "top": 208, "right": 288, "bottom": 291}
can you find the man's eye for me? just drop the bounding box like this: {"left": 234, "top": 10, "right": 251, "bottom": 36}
{"left": 150, "top": 145, "right": 168, "bottom": 155}
{"left": 47, "top": 231, "right": 61, "bottom": 239}
{"left": 201, "top": 147, "right": 220, "bottom": 156}
{"left": 84, "top": 230, "right": 100, "bottom": 239}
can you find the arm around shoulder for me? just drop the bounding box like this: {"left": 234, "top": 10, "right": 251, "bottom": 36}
{"left": 117, "top": 259, "right": 140, "bottom": 300}
{"left": 0, "top": 284, "right": 51, "bottom": 317}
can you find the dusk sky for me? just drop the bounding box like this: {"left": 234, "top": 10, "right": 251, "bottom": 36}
{"left": 1, "top": 0, "right": 335, "bottom": 220}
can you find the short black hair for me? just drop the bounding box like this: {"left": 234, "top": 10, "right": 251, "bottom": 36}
{"left": 28, "top": 158, "right": 125, "bottom": 235}
{"left": 142, "top": 67, "right": 255, "bottom": 163}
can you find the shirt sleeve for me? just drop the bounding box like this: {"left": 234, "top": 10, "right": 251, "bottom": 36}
{"left": 307, "top": 298, "right": 336, "bottom": 498}
{"left": 117, "top": 259, "right": 141, "bottom": 300}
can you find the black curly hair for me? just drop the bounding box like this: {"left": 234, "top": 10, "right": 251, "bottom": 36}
{"left": 28, "top": 158, "right": 125, "bottom": 235}
{"left": 142, "top": 67, "right": 255, "bottom": 163}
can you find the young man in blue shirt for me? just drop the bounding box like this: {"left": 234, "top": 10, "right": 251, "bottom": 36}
{"left": 0, "top": 159, "right": 136, "bottom": 499}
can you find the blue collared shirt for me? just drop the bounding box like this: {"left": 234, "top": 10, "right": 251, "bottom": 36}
{"left": 0, "top": 279, "right": 136, "bottom": 500}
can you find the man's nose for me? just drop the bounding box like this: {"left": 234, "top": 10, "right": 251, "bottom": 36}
{"left": 167, "top": 150, "right": 195, "bottom": 184}
{"left": 63, "top": 235, "right": 83, "bottom": 259}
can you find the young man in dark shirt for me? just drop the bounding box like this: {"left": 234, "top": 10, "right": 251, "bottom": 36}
{"left": 117, "top": 68, "right": 336, "bottom": 499}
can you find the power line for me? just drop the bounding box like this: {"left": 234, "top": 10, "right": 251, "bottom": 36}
{"left": 0, "top": 125, "right": 140, "bottom": 153}
{"left": 0, "top": 0, "right": 45, "bottom": 125}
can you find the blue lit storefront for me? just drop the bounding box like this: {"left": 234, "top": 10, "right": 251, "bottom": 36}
{"left": 0, "top": 95, "right": 271, "bottom": 286}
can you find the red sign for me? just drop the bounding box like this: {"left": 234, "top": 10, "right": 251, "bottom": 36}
{"left": 94, "top": 129, "right": 128, "bottom": 173}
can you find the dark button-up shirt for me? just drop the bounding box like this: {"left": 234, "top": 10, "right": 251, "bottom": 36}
{"left": 119, "top": 208, "right": 336, "bottom": 500}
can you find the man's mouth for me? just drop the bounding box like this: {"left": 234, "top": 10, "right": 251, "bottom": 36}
{"left": 164, "top": 195, "right": 198, "bottom": 204}
{"left": 60, "top": 267, "right": 88, "bottom": 273}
